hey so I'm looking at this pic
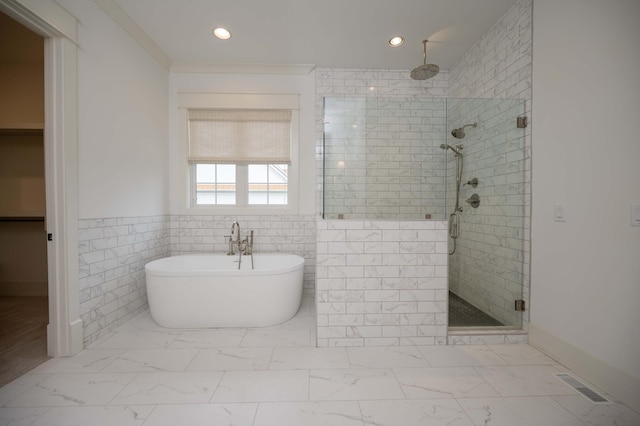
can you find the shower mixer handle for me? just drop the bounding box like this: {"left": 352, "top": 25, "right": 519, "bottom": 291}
{"left": 464, "top": 178, "right": 478, "bottom": 188}
{"left": 465, "top": 194, "right": 480, "bottom": 208}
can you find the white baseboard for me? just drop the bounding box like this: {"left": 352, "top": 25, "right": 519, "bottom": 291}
{"left": 69, "top": 318, "right": 84, "bottom": 355}
{"left": 529, "top": 323, "right": 640, "bottom": 412}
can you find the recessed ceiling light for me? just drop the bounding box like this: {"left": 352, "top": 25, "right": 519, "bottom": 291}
{"left": 213, "top": 27, "right": 231, "bottom": 40}
{"left": 388, "top": 36, "right": 404, "bottom": 47}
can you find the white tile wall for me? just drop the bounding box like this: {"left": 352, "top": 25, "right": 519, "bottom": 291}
{"left": 447, "top": 0, "right": 533, "bottom": 328}
{"left": 315, "top": 68, "right": 449, "bottom": 218}
{"left": 78, "top": 216, "right": 170, "bottom": 346}
{"left": 323, "top": 97, "right": 447, "bottom": 220}
{"left": 448, "top": 0, "right": 532, "bottom": 101}
{"left": 79, "top": 214, "right": 316, "bottom": 346}
{"left": 316, "top": 219, "right": 448, "bottom": 347}
{"left": 169, "top": 214, "right": 317, "bottom": 293}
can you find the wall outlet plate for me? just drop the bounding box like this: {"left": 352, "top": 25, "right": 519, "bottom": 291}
{"left": 554, "top": 204, "right": 566, "bottom": 222}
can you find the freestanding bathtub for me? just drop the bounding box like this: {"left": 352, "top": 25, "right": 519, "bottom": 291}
{"left": 145, "top": 253, "right": 305, "bottom": 328}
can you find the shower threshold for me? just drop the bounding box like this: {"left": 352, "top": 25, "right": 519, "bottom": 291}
{"left": 448, "top": 292, "right": 503, "bottom": 327}
{"left": 447, "top": 292, "right": 527, "bottom": 344}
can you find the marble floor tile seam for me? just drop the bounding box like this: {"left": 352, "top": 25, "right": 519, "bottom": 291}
{"left": 6, "top": 345, "right": 581, "bottom": 376}
{"left": 1, "top": 368, "right": 587, "bottom": 408}
{"left": 3, "top": 395, "right": 640, "bottom": 425}
{"left": 0, "top": 400, "right": 600, "bottom": 426}
{"left": 9, "top": 398, "right": 640, "bottom": 426}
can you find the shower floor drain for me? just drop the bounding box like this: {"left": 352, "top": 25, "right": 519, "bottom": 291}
{"left": 555, "top": 373, "right": 609, "bottom": 403}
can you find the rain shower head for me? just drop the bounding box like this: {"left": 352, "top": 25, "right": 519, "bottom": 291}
{"left": 451, "top": 122, "right": 478, "bottom": 139}
{"left": 410, "top": 40, "right": 439, "bottom": 80}
{"left": 440, "top": 143, "right": 463, "bottom": 156}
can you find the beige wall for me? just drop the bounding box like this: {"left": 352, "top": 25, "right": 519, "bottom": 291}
{"left": 0, "top": 133, "right": 45, "bottom": 215}
{"left": 0, "top": 12, "right": 44, "bottom": 127}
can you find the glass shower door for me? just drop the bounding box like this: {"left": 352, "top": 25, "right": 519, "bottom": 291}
{"left": 446, "top": 98, "right": 527, "bottom": 328}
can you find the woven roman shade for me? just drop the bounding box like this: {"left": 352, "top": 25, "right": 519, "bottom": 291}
{"left": 188, "top": 109, "right": 291, "bottom": 164}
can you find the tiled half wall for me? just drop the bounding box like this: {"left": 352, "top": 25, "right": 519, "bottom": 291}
{"left": 79, "top": 214, "right": 316, "bottom": 346}
{"left": 316, "top": 219, "right": 448, "bottom": 347}
{"left": 78, "top": 216, "right": 170, "bottom": 347}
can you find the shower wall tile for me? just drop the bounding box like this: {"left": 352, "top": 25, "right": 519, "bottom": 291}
{"left": 170, "top": 214, "right": 317, "bottom": 293}
{"left": 78, "top": 215, "right": 170, "bottom": 347}
{"left": 315, "top": 68, "right": 450, "bottom": 220}
{"left": 316, "top": 219, "right": 448, "bottom": 347}
{"left": 447, "top": 0, "right": 533, "bottom": 330}
{"left": 321, "top": 96, "right": 447, "bottom": 220}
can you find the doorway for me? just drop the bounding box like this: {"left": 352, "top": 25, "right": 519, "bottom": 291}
{"left": 0, "top": 11, "right": 49, "bottom": 386}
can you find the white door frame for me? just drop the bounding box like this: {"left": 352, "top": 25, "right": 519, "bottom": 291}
{"left": 0, "top": 0, "right": 83, "bottom": 356}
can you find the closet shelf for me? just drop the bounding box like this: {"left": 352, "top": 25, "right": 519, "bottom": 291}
{"left": 0, "top": 211, "right": 45, "bottom": 221}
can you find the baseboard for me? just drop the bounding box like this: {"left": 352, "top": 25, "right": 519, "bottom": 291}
{"left": 69, "top": 318, "right": 84, "bottom": 355}
{"left": 529, "top": 323, "right": 640, "bottom": 412}
{"left": 0, "top": 281, "right": 48, "bottom": 296}
{"left": 47, "top": 318, "right": 84, "bottom": 357}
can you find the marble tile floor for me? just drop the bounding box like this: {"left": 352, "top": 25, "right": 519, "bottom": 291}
{"left": 1, "top": 294, "right": 638, "bottom": 426}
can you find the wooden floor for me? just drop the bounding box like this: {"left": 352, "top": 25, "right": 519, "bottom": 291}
{"left": 0, "top": 296, "right": 50, "bottom": 387}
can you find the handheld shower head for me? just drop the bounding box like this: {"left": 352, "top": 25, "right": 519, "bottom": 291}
{"left": 451, "top": 122, "right": 478, "bottom": 139}
{"left": 440, "top": 143, "right": 463, "bottom": 156}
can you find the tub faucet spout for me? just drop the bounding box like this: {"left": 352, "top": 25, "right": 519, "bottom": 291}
{"left": 226, "top": 221, "right": 241, "bottom": 255}
{"left": 231, "top": 221, "right": 240, "bottom": 242}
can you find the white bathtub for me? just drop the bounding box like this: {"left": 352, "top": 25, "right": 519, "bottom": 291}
{"left": 145, "top": 254, "right": 305, "bottom": 328}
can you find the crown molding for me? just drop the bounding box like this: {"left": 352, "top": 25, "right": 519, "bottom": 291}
{"left": 171, "top": 62, "right": 316, "bottom": 75}
{"left": 95, "top": 0, "right": 171, "bottom": 70}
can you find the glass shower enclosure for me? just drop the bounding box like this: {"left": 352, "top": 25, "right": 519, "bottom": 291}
{"left": 322, "top": 96, "right": 527, "bottom": 329}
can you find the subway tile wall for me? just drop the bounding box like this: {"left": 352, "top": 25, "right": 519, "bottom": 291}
{"left": 316, "top": 220, "right": 449, "bottom": 347}
{"left": 448, "top": 0, "right": 532, "bottom": 101}
{"left": 78, "top": 216, "right": 170, "bottom": 346}
{"left": 315, "top": 71, "right": 451, "bottom": 347}
{"left": 323, "top": 96, "right": 447, "bottom": 220}
{"left": 79, "top": 214, "right": 316, "bottom": 346}
{"left": 447, "top": 0, "right": 532, "bottom": 328}
{"left": 315, "top": 69, "right": 449, "bottom": 218}
{"left": 169, "top": 214, "right": 317, "bottom": 294}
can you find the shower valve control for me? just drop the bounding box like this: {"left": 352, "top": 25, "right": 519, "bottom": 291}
{"left": 465, "top": 194, "right": 480, "bottom": 208}
{"left": 464, "top": 178, "right": 478, "bottom": 188}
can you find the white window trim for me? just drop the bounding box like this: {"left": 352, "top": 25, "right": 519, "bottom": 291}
{"left": 177, "top": 92, "right": 300, "bottom": 215}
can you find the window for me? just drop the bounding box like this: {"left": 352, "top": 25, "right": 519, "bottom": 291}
{"left": 248, "top": 164, "right": 288, "bottom": 205}
{"left": 188, "top": 108, "right": 293, "bottom": 207}
{"left": 194, "top": 163, "right": 235, "bottom": 205}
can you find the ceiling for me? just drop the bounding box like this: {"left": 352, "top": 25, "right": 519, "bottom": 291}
{"left": 110, "top": 0, "right": 517, "bottom": 71}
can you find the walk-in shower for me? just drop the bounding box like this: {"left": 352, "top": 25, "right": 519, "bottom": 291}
{"left": 321, "top": 96, "right": 527, "bottom": 330}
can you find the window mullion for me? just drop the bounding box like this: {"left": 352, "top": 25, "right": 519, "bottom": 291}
{"left": 236, "top": 164, "right": 248, "bottom": 206}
